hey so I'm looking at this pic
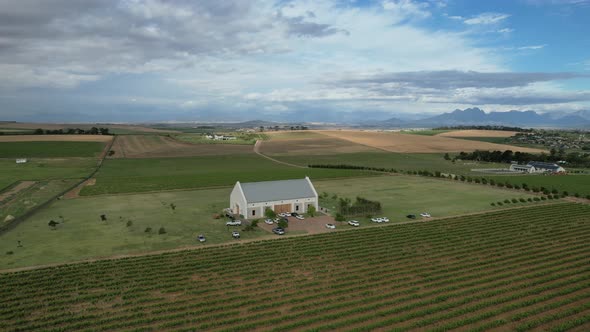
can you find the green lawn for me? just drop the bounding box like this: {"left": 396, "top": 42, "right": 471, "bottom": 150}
{"left": 0, "top": 174, "right": 545, "bottom": 269}
{"left": 0, "top": 187, "right": 272, "bottom": 269}
{"left": 0, "top": 141, "right": 106, "bottom": 158}
{"left": 272, "top": 151, "right": 509, "bottom": 176}
{"left": 82, "top": 154, "right": 373, "bottom": 195}
{"left": 315, "top": 175, "right": 543, "bottom": 225}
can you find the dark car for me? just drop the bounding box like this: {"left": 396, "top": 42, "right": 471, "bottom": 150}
{"left": 272, "top": 228, "right": 285, "bottom": 235}
{"left": 291, "top": 212, "right": 299, "bottom": 217}
{"left": 197, "top": 234, "right": 206, "bottom": 243}
{"left": 406, "top": 214, "right": 417, "bottom": 219}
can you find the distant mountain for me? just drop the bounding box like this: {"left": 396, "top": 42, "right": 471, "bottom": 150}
{"left": 410, "top": 108, "right": 590, "bottom": 128}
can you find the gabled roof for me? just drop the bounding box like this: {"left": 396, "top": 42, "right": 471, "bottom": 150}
{"left": 527, "top": 161, "right": 561, "bottom": 170}
{"left": 239, "top": 177, "right": 316, "bottom": 203}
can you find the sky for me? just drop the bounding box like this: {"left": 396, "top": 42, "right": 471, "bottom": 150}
{"left": 0, "top": 0, "right": 589, "bottom": 123}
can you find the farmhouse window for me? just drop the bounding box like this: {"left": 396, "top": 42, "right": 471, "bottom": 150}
{"left": 296, "top": 206, "right": 299, "bottom": 211}
{"left": 252, "top": 210, "right": 256, "bottom": 216}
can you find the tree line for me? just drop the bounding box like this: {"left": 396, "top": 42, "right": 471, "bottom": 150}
{"left": 433, "top": 125, "right": 530, "bottom": 132}
{"left": 453, "top": 149, "right": 590, "bottom": 167}
{"left": 33, "top": 127, "right": 111, "bottom": 135}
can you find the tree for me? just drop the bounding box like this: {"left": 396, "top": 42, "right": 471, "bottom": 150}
{"left": 100, "top": 214, "right": 107, "bottom": 221}
{"left": 444, "top": 153, "right": 451, "bottom": 161}
{"left": 145, "top": 227, "right": 152, "bottom": 233}
{"left": 158, "top": 227, "right": 167, "bottom": 235}
{"left": 126, "top": 220, "right": 133, "bottom": 227}
{"left": 170, "top": 203, "right": 176, "bottom": 210}
{"left": 48, "top": 220, "right": 59, "bottom": 229}
{"left": 34, "top": 128, "right": 44, "bottom": 135}
{"left": 335, "top": 213, "right": 346, "bottom": 222}
{"left": 278, "top": 219, "right": 288, "bottom": 229}
{"left": 307, "top": 205, "right": 316, "bottom": 217}
{"left": 264, "top": 207, "right": 276, "bottom": 219}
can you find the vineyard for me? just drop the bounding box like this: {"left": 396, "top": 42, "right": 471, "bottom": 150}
{"left": 1, "top": 203, "right": 589, "bottom": 331}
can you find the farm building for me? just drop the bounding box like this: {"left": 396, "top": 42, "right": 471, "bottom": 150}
{"left": 509, "top": 161, "right": 566, "bottom": 174}
{"left": 230, "top": 177, "right": 318, "bottom": 218}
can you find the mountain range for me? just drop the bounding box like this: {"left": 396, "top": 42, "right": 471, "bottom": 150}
{"left": 379, "top": 108, "right": 590, "bottom": 128}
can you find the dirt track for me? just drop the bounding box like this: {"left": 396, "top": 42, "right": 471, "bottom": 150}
{"left": 109, "top": 135, "right": 252, "bottom": 158}
{"left": 438, "top": 130, "right": 518, "bottom": 138}
{"left": 318, "top": 130, "right": 545, "bottom": 153}
{"left": 0, "top": 135, "right": 113, "bottom": 142}
{"left": 0, "top": 181, "right": 36, "bottom": 205}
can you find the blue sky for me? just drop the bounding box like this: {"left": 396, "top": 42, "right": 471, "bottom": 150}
{"left": 0, "top": 0, "right": 589, "bottom": 123}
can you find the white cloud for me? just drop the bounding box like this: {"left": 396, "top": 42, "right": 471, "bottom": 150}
{"left": 464, "top": 12, "right": 510, "bottom": 25}
{"left": 497, "top": 28, "right": 514, "bottom": 33}
{"left": 518, "top": 44, "right": 547, "bottom": 50}
{"left": 381, "top": 0, "right": 431, "bottom": 19}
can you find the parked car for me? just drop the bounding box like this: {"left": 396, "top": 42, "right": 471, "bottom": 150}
{"left": 406, "top": 214, "right": 417, "bottom": 219}
{"left": 273, "top": 218, "right": 281, "bottom": 223}
{"left": 226, "top": 220, "right": 242, "bottom": 226}
{"left": 348, "top": 220, "right": 360, "bottom": 227}
{"left": 371, "top": 217, "right": 383, "bottom": 223}
{"left": 272, "top": 228, "right": 285, "bottom": 235}
{"left": 381, "top": 217, "right": 389, "bottom": 222}
{"left": 325, "top": 223, "right": 336, "bottom": 229}
{"left": 278, "top": 212, "right": 288, "bottom": 217}
{"left": 295, "top": 215, "right": 305, "bottom": 220}
{"left": 285, "top": 212, "right": 292, "bottom": 217}
{"left": 291, "top": 212, "right": 299, "bottom": 217}
{"left": 197, "top": 234, "right": 206, "bottom": 242}
{"left": 264, "top": 219, "right": 274, "bottom": 225}
{"left": 420, "top": 212, "right": 431, "bottom": 218}
{"left": 232, "top": 231, "right": 240, "bottom": 239}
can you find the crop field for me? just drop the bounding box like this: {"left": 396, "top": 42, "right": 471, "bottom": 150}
{"left": 400, "top": 129, "right": 452, "bottom": 136}
{"left": 0, "top": 122, "right": 177, "bottom": 134}
{"left": 490, "top": 174, "right": 590, "bottom": 197}
{"left": 1, "top": 203, "right": 588, "bottom": 331}
{"left": 271, "top": 151, "right": 509, "bottom": 175}
{"left": 82, "top": 154, "right": 372, "bottom": 195}
{"left": 319, "top": 130, "right": 544, "bottom": 153}
{"left": 260, "top": 134, "right": 379, "bottom": 156}
{"left": 109, "top": 135, "right": 253, "bottom": 158}
{"left": 0, "top": 158, "right": 98, "bottom": 189}
{"left": 437, "top": 129, "right": 519, "bottom": 137}
{"left": 0, "top": 141, "right": 106, "bottom": 158}
{"left": 314, "top": 175, "right": 540, "bottom": 222}
{"left": 0, "top": 174, "right": 529, "bottom": 268}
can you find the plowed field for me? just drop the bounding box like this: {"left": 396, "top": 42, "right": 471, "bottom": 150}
{"left": 438, "top": 129, "right": 519, "bottom": 137}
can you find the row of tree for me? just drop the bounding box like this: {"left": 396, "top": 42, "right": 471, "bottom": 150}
{"left": 337, "top": 197, "right": 382, "bottom": 217}
{"left": 452, "top": 149, "right": 590, "bottom": 167}
{"left": 33, "top": 127, "right": 110, "bottom": 135}
{"left": 434, "top": 125, "right": 530, "bottom": 132}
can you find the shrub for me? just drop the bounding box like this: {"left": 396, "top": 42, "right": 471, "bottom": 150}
{"left": 519, "top": 198, "right": 526, "bottom": 203}
{"left": 490, "top": 202, "right": 496, "bottom": 206}
{"left": 533, "top": 197, "right": 541, "bottom": 202}
{"left": 481, "top": 178, "right": 488, "bottom": 185}
{"left": 541, "top": 196, "right": 546, "bottom": 200}
{"left": 586, "top": 195, "right": 590, "bottom": 200}
{"left": 552, "top": 188, "right": 559, "bottom": 194}
{"left": 505, "top": 183, "right": 513, "bottom": 189}
{"left": 335, "top": 213, "right": 346, "bottom": 222}
{"left": 547, "top": 195, "right": 553, "bottom": 200}
{"left": 497, "top": 182, "right": 504, "bottom": 188}
{"left": 145, "top": 227, "right": 152, "bottom": 233}
{"left": 126, "top": 220, "right": 133, "bottom": 227}
{"left": 542, "top": 189, "right": 549, "bottom": 195}
{"left": 474, "top": 178, "right": 481, "bottom": 184}
{"left": 562, "top": 191, "right": 569, "bottom": 197}
{"left": 158, "top": 227, "right": 167, "bottom": 235}
{"left": 511, "top": 198, "right": 518, "bottom": 203}
{"left": 527, "top": 198, "right": 533, "bottom": 202}
{"left": 489, "top": 179, "right": 496, "bottom": 186}
{"left": 532, "top": 187, "right": 540, "bottom": 193}
{"left": 504, "top": 199, "right": 510, "bottom": 204}
{"left": 574, "top": 193, "right": 580, "bottom": 198}
{"left": 514, "top": 185, "right": 520, "bottom": 190}
{"left": 524, "top": 187, "right": 531, "bottom": 192}
{"left": 6, "top": 251, "right": 14, "bottom": 255}
{"left": 497, "top": 202, "right": 503, "bottom": 206}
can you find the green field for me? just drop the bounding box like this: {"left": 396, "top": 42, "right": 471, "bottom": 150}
{"left": 81, "top": 154, "right": 372, "bottom": 195}
{"left": 1, "top": 174, "right": 540, "bottom": 268}
{"left": 0, "top": 141, "right": 105, "bottom": 158}
{"left": 1, "top": 203, "right": 587, "bottom": 331}
{"left": 315, "top": 175, "right": 541, "bottom": 223}
{"left": 452, "top": 136, "right": 510, "bottom": 144}
{"left": 271, "top": 151, "right": 508, "bottom": 176}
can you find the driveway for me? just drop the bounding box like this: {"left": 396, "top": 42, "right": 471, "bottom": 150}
{"left": 258, "top": 215, "right": 339, "bottom": 235}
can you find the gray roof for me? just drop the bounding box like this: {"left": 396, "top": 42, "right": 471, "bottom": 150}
{"left": 527, "top": 161, "right": 561, "bottom": 170}
{"left": 240, "top": 178, "right": 316, "bottom": 203}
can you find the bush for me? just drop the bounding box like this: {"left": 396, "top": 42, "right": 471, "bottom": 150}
{"left": 497, "top": 202, "right": 503, "bottom": 206}
{"left": 533, "top": 197, "right": 541, "bottom": 202}
{"left": 126, "top": 220, "right": 133, "bottom": 227}
{"left": 511, "top": 198, "right": 518, "bottom": 203}
{"left": 562, "top": 191, "right": 569, "bottom": 197}
{"left": 586, "top": 195, "right": 590, "bottom": 200}
{"left": 574, "top": 193, "right": 580, "bottom": 198}
{"left": 158, "top": 227, "right": 167, "bottom": 235}
{"left": 542, "top": 189, "right": 549, "bottom": 195}
{"left": 335, "top": 213, "right": 346, "bottom": 222}
{"left": 490, "top": 202, "right": 496, "bottom": 206}
{"left": 541, "top": 196, "right": 546, "bottom": 200}
{"left": 497, "top": 182, "right": 505, "bottom": 188}
{"left": 489, "top": 179, "right": 496, "bottom": 186}
{"left": 504, "top": 199, "right": 510, "bottom": 204}
{"left": 524, "top": 187, "right": 531, "bottom": 192}
{"left": 505, "top": 183, "right": 513, "bottom": 189}
{"left": 481, "top": 178, "right": 488, "bottom": 185}
{"left": 552, "top": 188, "right": 559, "bottom": 194}
{"left": 474, "top": 178, "right": 481, "bottom": 184}
{"left": 532, "top": 187, "right": 540, "bottom": 193}
{"left": 144, "top": 227, "right": 152, "bottom": 233}
{"left": 514, "top": 185, "right": 520, "bottom": 190}
{"left": 527, "top": 198, "right": 533, "bottom": 202}
{"left": 6, "top": 251, "right": 14, "bottom": 255}
{"left": 547, "top": 195, "right": 553, "bottom": 200}
{"left": 519, "top": 198, "right": 526, "bottom": 203}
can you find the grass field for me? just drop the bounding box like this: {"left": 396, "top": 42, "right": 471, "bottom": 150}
{"left": 0, "top": 179, "right": 80, "bottom": 222}
{"left": 82, "top": 154, "right": 373, "bottom": 195}
{"left": 272, "top": 151, "right": 509, "bottom": 175}
{"left": 315, "top": 175, "right": 540, "bottom": 222}
{"left": 1, "top": 203, "right": 588, "bottom": 331}
{"left": 450, "top": 136, "right": 510, "bottom": 144}
{"left": 401, "top": 129, "right": 451, "bottom": 136}
{"left": 1, "top": 174, "right": 538, "bottom": 268}
{"left": 0, "top": 141, "right": 106, "bottom": 158}
{"left": 489, "top": 174, "right": 590, "bottom": 197}
{"left": 174, "top": 133, "right": 268, "bottom": 145}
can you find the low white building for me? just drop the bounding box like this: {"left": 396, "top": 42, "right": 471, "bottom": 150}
{"left": 509, "top": 161, "right": 566, "bottom": 174}
{"left": 15, "top": 158, "right": 27, "bottom": 164}
{"left": 230, "top": 177, "right": 319, "bottom": 219}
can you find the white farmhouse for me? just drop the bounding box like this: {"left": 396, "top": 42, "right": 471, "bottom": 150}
{"left": 230, "top": 177, "right": 319, "bottom": 218}
{"left": 509, "top": 161, "right": 566, "bottom": 174}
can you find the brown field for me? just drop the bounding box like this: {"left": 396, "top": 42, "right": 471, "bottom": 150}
{"left": 0, "top": 135, "right": 113, "bottom": 142}
{"left": 319, "top": 130, "right": 545, "bottom": 153}
{"left": 438, "top": 129, "right": 519, "bottom": 137}
{"left": 109, "top": 135, "right": 253, "bottom": 158}
{"left": 0, "top": 122, "right": 177, "bottom": 133}
{"left": 0, "top": 181, "right": 36, "bottom": 205}
{"left": 259, "top": 132, "right": 379, "bottom": 155}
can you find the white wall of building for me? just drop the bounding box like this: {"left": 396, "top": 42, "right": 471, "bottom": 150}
{"left": 230, "top": 182, "right": 247, "bottom": 216}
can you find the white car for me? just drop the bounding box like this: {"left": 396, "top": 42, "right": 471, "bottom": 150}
{"left": 264, "top": 219, "right": 274, "bottom": 225}
{"left": 371, "top": 217, "right": 383, "bottom": 223}
{"left": 285, "top": 213, "right": 292, "bottom": 217}
{"left": 420, "top": 213, "right": 431, "bottom": 218}
{"left": 381, "top": 217, "right": 389, "bottom": 222}
{"left": 295, "top": 215, "right": 305, "bottom": 220}
{"left": 226, "top": 220, "right": 242, "bottom": 226}
{"left": 274, "top": 218, "right": 281, "bottom": 223}
{"left": 278, "top": 213, "right": 287, "bottom": 217}
{"left": 348, "top": 220, "right": 360, "bottom": 227}
{"left": 325, "top": 223, "right": 336, "bottom": 229}
{"left": 232, "top": 231, "right": 240, "bottom": 239}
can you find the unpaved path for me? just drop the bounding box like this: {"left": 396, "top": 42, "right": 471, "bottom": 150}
{"left": 253, "top": 140, "right": 307, "bottom": 168}
{"left": 63, "top": 178, "right": 96, "bottom": 199}
{"left": 0, "top": 181, "right": 36, "bottom": 204}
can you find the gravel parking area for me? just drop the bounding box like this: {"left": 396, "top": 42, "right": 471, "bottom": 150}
{"left": 258, "top": 215, "right": 339, "bottom": 235}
